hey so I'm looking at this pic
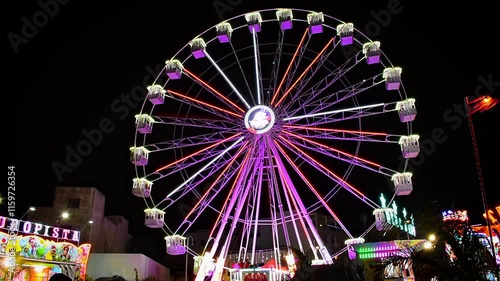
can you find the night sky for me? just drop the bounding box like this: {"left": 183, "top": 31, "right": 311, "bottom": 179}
{"left": 5, "top": 0, "right": 499, "bottom": 239}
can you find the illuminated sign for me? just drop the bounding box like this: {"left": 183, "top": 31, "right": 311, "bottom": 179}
{"left": 0, "top": 216, "right": 80, "bottom": 242}
{"left": 484, "top": 207, "right": 499, "bottom": 225}
{"left": 441, "top": 210, "right": 468, "bottom": 222}
{"left": 244, "top": 105, "right": 275, "bottom": 134}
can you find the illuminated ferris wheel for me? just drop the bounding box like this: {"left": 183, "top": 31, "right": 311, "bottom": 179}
{"left": 130, "top": 8, "right": 420, "bottom": 281}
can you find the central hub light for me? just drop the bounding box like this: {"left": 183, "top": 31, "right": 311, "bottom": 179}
{"left": 244, "top": 105, "right": 275, "bottom": 134}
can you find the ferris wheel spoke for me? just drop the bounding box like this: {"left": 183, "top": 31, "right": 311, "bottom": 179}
{"left": 152, "top": 136, "right": 245, "bottom": 208}
{"left": 269, "top": 140, "right": 334, "bottom": 263}
{"left": 273, "top": 139, "right": 356, "bottom": 240}
{"left": 197, "top": 150, "right": 260, "bottom": 281}
{"left": 278, "top": 49, "right": 338, "bottom": 114}
{"left": 167, "top": 89, "right": 243, "bottom": 120}
{"left": 282, "top": 124, "right": 404, "bottom": 143}
{"left": 281, "top": 130, "right": 398, "bottom": 177}
{"left": 283, "top": 102, "right": 393, "bottom": 126}
{"left": 281, "top": 51, "right": 364, "bottom": 116}
{"left": 153, "top": 115, "right": 241, "bottom": 131}
{"left": 251, "top": 28, "right": 264, "bottom": 105}
{"left": 264, "top": 139, "right": 308, "bottom": 254}
{"left": 263, "top": 140, "right": 300, "bottom": 252}
{"left": 173, "top": 144, "right": 249, "bottom": 235}
{"left": 204, "top": 51, "right": 251, "bottom": 110}
{"left": 274, "top": 161, "right": 319, "bottom": 257}
{"left": 274, "top": 37, "right": 335, "bottom": 108}
{"left": 278, "top": 40, "right": 344, "bottom": 115}
{"left": 276, "top": 136, "right": 380, "bottom": 209}
{"left": 266, "top": 29, "right": 285, "bottom": 105}
{"left": 301, "top": 76, "right": 385, "bottom": 118}
{"left": 143, "top": 131, "right": 242, "bottom": 153}
{"left": 147, "top": 141, "right": 245, "bottom": 184}
{"left": 184, "top": 68, "right": 246, "bottom": 114}
{"left": 229, "top": 43, "right": 254, "bottom": 104}
{"left": 270, "top": 28, "right": 310, "bottom": 106}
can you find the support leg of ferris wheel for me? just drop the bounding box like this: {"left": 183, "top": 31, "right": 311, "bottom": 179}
{"left": 270, "top": 142, "right": 333, "bottom": 264}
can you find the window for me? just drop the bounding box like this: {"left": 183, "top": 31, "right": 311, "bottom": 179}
{"left": 67, "top": 198, "right": 80, "bottom": 208}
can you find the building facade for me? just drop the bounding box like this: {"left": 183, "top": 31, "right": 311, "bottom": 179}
{"left": 28, "top": 186, "right": 132, "bottom": 253}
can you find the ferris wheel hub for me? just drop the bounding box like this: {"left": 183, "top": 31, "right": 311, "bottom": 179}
{"left": 244, "top": 105, "right": 275, "bottom": 134}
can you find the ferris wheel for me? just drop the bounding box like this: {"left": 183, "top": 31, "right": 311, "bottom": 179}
{"left": 131, "top": 8, "right": 419, "bottom": 281}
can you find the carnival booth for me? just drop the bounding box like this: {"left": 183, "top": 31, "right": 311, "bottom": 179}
{"left": 0, "top": 215, "right": 91, "bottom": 281}
{"left": 349, "top": 240, "right": 426, "bottom": 280}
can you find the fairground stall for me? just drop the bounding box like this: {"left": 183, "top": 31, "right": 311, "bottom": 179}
{"left": 0, "top": 215, "right": 91, "bottom": 281}
{"left": 350, "top": 239, "right": 427, "bottom": 280}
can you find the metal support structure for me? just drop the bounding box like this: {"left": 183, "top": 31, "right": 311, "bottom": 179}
{"left": 185, "top": 236, "right": 194, "bottom": 281}
{"left": 464, "top": 96, "right": 497, "bottom": 273}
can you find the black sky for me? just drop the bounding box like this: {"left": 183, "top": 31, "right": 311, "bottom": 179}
{"left": 4, "top": 1, "right": 499, "bottom": 237}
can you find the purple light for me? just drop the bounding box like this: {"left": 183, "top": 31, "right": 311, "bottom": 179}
{"left": 309, "top": 24, "right": 323, "bottom": 34}
{"left": 280, "top": 20, "right": 292, "bottom": 30}
{"left": 191, "top": 49, "right": 205, "bottom": 59}
{"left": 217, "top": 34, "right": 230, "bottom": 43}
{"left": 132, "top": 156, "right": 148, "bottom": 166}
{"left": 341, "top": 36, "right": 353, "bottom": 46}
{"left": 147, "top": 95, "right": 164, "bottom": 105}
{"left": 248, "top": 24, "right": 261, "bottom": 33}
{"left": 137, "top": 124, "right": 152, "bottom": 134}
{"left": 367, "top": 54, "right": 380, "bottom": 65}
{"left": 166, "top": 70, "right": 182, "bottom": 80}
{"left": 385, "top": 79, "right": 401, "bottom": 90}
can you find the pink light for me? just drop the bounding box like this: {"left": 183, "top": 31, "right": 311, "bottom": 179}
{"left": 155, "top": 133, "right": 242, "bottom": 172}
{"left": 275, "top": 37, "right": 335, "bottom": 107}
{"left": 277, "top": 136, "right": 367, "bottom": 198}
{"left": 283, "top": 131, "right": 381, "bottom": 168}
{"left": 167, "top": 89, "right": 242, "bottom": 118}
{"left": 283, "top": 125, "right": 388, "bottom": 136}
{"left": 184, "top": 69, "right": 245, "bottom": 114}
{"left": 180, "top": 143, "right": 248, "bottom": 226}
{"left": 271, "top": 28, "right": 309, "bottom": 106}
{"left": 273, "top": 140, "right": 350, "bottom": 233}
{"left": 277, "top": 167, "right": 314, "bottom": 243}
{"left": 206, "top": 149, "right": 253, "bottom": 240}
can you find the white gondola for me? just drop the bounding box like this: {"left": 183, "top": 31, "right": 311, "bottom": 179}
{"left": 215, "top": 22, "right": 232, "bottom": 43}
{"left": 373, "top": 208, "right": 394, "bottom": 231}
{"left": 135, "top": 114, "right": 154, "bottom": 134}
{"left": 383, "top": 67, "right": 402, "bottom": 90}
{"left": 362, "top": 41, "right": 381, "bottom": 64}
{"left": 144, "top": 208, "right": 165, "bottom": 228}
{"left": 396, "top": 98, "right": 417, "bottom": 122}
{"left": 345, "top": 238, "right": 365, "bottom": 260}
{"left": 276, "top": 9, "right": 293, "bottom": 30}
{"left": 245, "top": 12, "right": 262, "bottom": 33}
{"left": 130, "top": 146, "right": 149, "bottom": 166}
{"left": 146, "top": 85, "right": 166, "bottom": 105}
{"left": 392, "top": 172, "right": 413, "bottom": 196}
{"left": 307, "top": 12, "right": 324, "bottom": 34}
{"left": 165, "top": 235, "right": 187, "bottom": 255}
{"left": 165, "top": 59, "right": 183, "bottom": 80}
{"left": 399, "top": 135, "right": 420, "bottom": 158}
{"left": 132, "top": 178, "right": 153, "bottom": 197}
{"left": 190, "top": 38, "right": 207, "bottom": 59}
{"left": 337, "top": 23, "right": 354, "bottom": 46}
